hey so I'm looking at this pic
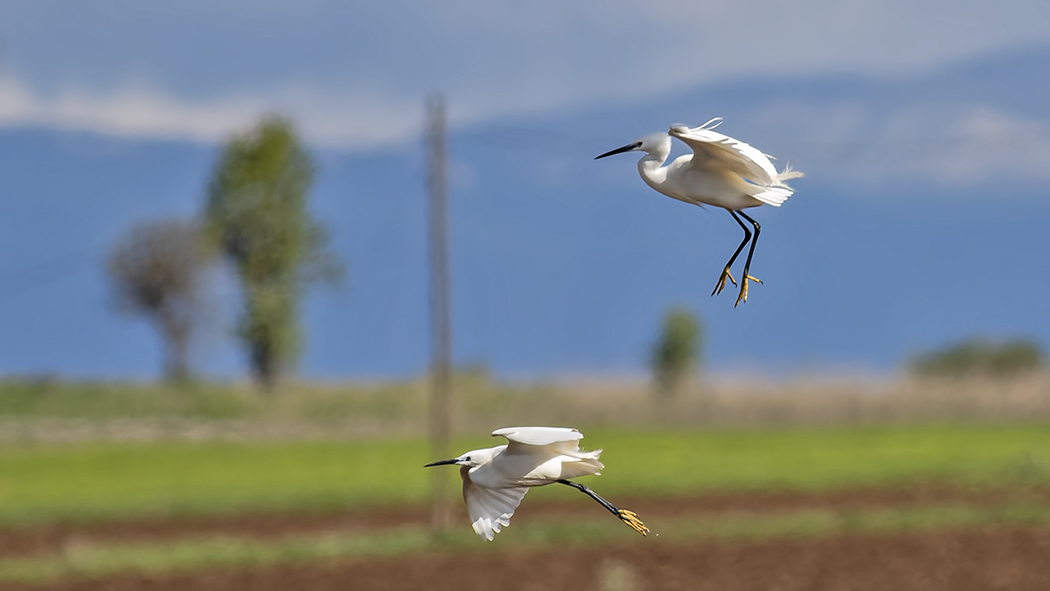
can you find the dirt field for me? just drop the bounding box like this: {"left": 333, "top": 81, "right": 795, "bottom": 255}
{"left": 3, "top": 485, "right": 1050, "bottom": 590}
{"left": 3, "top": 528, "right": 1050, "bottom": 591}
{"left": 5, "top": 483, "right": 1050, "bottom": 558}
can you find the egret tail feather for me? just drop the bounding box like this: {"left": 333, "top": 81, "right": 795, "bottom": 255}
{"left": 559, "top": 456, "right": 605, "bottom": 480}
{"left": 776, "top": 165, "right": 805, "bottom": 184}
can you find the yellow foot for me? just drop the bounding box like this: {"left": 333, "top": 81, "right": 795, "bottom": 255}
{"left": 734, "top": 275, "right": 763, "bottom": 307}
{"left": 711, "top": 267, "right": 737, "bottom": 296}
{"left": 617, "top": 509, "right": 650, "bottom": 536}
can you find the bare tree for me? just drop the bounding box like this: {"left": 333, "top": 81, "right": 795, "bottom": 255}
{"left": 108, "top": 219, "right": 210, "bottom": 382}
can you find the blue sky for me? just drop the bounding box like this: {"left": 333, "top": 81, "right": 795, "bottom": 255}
{"left": 2, "top": 2, "right": 1049, "bottom": 380}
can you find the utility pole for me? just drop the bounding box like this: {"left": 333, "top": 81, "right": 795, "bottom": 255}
{"left": 426, "top": 95, "right": 453, "bottom": 534}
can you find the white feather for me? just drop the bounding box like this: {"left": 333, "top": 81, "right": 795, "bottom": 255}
{"left": 446, "top": 426, "right": 609, "bottom": 540}
{"left": 462, "top": 475, "right": 529, "bottom": 541}
{"left": 595, "top": 117, "right": 804, "bottom": 305}
{"left": 669, "top": 123, "right": 781, "bottom": 188}
{"left": 492, "top": 426, "right": 582, "bottom": 447}
{"left": 427, "top": 426, "right": 653, "bottom": 541}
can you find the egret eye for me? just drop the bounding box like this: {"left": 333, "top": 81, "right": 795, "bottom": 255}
{"left": 464, "top": 456, "right": 471, "bottom": 462}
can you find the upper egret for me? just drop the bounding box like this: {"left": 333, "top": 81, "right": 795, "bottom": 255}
{"left": 596, "top": 118, "right": 803, "bottom": 305}
{"left": 424, "top": 426, "right": 649, "bottom": 540}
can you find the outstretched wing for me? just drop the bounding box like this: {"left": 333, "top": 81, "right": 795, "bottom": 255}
{"left": 492, "top": 426, "right": 583, "bottom": 446}
{"left": 669, "top": 120, "right": 780, "bottom": 187}
{"left": 463, "top": 481, "right": 529, "bottom": 541}
{"left": 492, "top": 426, "right": 601, "bottom": 468}
{"left": 492, "top": 426, "right": 588, "bottom": 456}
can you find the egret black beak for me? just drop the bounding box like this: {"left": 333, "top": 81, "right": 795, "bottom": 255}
{"left": 423, "top": 458, "right": 460, "bottom": 468}
{"left": 595, "top": 141, "right": 641, "bottom": 160}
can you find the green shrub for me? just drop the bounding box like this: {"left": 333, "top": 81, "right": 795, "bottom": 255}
{"left": 651, "top": 307, "right": 702, "bottom": 398}
{"left": 910, "top": 338, "right": 1046, "bottom": 378}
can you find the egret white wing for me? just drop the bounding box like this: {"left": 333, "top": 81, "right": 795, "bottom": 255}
{"left": 669, "top": 123, "right": 779, "bottom": 187}
{"left": 464, "top": 482, "right": 529, "bottom": 541}
{"left": 493, "top": 426, "right": 602, "bottom": 464}
{"left": 492, "top": 426, "right": 583, "bottom": 447}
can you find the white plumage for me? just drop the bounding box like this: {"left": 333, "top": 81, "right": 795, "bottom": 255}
{"left": 424, "top": 426, "right": 648, "bottom": 541}
{"left": 597, "top": 118, "right": 803, "bottom": 305}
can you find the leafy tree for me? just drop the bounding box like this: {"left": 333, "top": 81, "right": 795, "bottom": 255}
{"left": 203, "top": 117, "right": 341, "bottom": 390}
{"left": 107, "top": 219, "right": 210, "bottom": 382}
{"left": 910, "top": 337, "right": 1046, "bottom": 379}
{"left": 651, "top": 307, "right": 702, "bottom": 399}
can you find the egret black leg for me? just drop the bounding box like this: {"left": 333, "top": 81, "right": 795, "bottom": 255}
{"left": 735, "top": 210, "right": 763, "bottom": 306}
{"left": 557, "top": 479, "right": 649, "bottom": 536}
{"left": 712, "top": 210, "right": 752, "bottom": 297}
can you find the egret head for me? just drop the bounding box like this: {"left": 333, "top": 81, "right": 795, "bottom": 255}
{"left": 423, "top": 446, "right": 501, "bottom": 468}
{"left": 595, "top": 132, "right": 671, "bottom": 160}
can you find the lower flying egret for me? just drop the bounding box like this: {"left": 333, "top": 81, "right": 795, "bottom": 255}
{"left": 596, "top": 118, "right": 803, "bottom": 305}
{"left": 424, "top": 426, "right": 649, "bottom": 540}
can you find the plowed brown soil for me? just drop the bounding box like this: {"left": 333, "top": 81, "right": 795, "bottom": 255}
{"left": 4, "top": 485, "right": 1050, "bottom": 590}
{"left": 4, "top": 483, "right": 1050, "bottom": 558}
{"left": 4, "top": 528, "right": 1050, "bottom": 591}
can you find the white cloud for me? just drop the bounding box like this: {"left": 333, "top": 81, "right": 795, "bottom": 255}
{"left": 0, "top": 75, "right": 256, "bottom": 143}
{"left": 916, "top": 108, "right": 1050, "bottom": 184}
{"left": 4, "top": 70, "right": 1050, "bottom": 187}
{"left": 0, "top": 74, "right": 423, "bottom": 148}
{"left": 748, "top": 102, "right": 1050, "bottom": 185}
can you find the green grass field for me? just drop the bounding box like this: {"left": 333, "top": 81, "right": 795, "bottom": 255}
{"left": 2, "top": 423, "right": 1048, "bottom": 527}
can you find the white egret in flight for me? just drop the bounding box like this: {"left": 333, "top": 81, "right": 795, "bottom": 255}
{"left": 596, "top": 118, "right": 803, "bottom": 305}
{"left": 424, "top": 426, "right": 649, "bottom": 540}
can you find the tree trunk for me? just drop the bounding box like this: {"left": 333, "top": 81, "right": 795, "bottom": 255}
{"left": 251, "top": 337, "right": 279, "bottom": 392}
{"left": 159, "top": 310, "right": 191, "bottom": 383}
